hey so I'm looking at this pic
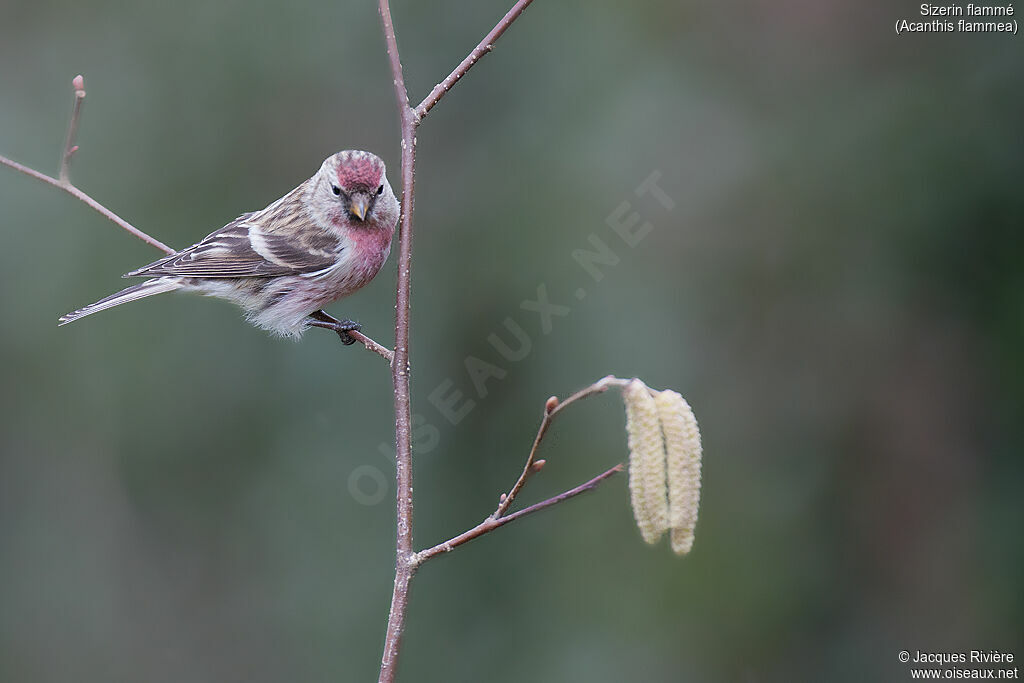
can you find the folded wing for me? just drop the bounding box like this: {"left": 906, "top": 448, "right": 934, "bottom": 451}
{"left": 126, "top": 220, "right": 341, "bottom": 279}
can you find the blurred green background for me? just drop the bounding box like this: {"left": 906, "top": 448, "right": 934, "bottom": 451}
{"left": 1, "top": 0, "right": 1021, "bottom": 681}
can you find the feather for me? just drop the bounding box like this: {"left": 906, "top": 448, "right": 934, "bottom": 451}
{"left": 125, "top": 221, "right": 342, "bottom": 279}
{"left": 59, "top": 278, "right": 182, "bottom": 325}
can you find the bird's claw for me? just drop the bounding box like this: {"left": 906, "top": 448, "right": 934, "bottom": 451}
{"left": 307, "top": 312, "right": 362, "bottom": 346}
{"left": 333, "top": 319, "right": 361, "bottom": 345}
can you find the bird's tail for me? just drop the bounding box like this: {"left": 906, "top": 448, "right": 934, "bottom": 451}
{"left": 59, "top": 278, "right": 182, "bottom": 326}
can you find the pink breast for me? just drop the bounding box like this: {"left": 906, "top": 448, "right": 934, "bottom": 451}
{"left": 346, "top": 226, "right": 395, "bottom": 286}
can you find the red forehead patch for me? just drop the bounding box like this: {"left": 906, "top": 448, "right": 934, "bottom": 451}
{"left": 336, "top": 153, "right": 383, "bottom": 190}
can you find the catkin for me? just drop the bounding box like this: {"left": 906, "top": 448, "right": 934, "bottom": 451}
{"left": 624, "top": 380, "right": 669, "bottom": 544}
{"left": 656, "top": 390, "right": 702, "bottom": 555}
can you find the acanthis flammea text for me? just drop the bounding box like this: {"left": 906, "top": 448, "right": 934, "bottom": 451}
{"left": 895, "top": 3, "right": 1018, "bottom": 33}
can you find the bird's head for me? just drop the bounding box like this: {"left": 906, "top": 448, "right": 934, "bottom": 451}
{"left": 317, "top": 150, "right": 397, "bottom": 227}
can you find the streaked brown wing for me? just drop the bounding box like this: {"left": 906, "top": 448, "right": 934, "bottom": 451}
{"left": 125, "top": 221, "right": 341, "bottom": 279}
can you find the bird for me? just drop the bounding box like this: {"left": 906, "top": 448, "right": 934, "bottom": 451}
{"left": 59, "top": 150, "right": 400, "bottom": 342}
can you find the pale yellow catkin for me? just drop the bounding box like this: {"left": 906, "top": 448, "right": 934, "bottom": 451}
{"left": 624, "top": 380, "right": 669, "bottom": 544}
{"left": 655, "top": 390, "right": 702, "bottom": 555}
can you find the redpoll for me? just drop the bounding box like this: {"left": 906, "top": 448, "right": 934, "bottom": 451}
{"left": 59, "top": 150, "right": 399, "bottom": 340}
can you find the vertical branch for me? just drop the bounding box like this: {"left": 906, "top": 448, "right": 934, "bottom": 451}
{"left": 378, "top": 2, "right": 418, "bottom": 682}
{"left": 375, "top": 2, "right": 540, "bottom": 680}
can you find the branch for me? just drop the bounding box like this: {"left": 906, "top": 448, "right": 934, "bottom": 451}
{"left": 413, "top": 464, "right": 623, "bottom": 565}
{"left": 377, "top": 1, "right": 417, "bottom": 681}
{"left": 494, "top": 375, "right": 631, "bottom": 518}
{"left": 347, "top": 330, "right": 395, "bottom": 364}
{"left": 414, "top": 0, "right": 536, "bottom": 121}
{"left": 409, "top": 376, "right": 631, "bottom": 569}
{"left": 0, "top": 76, "right": 175, "bottom": 255}
{"left": 0, "top": 154, "right": 175, "bottom": 254}
{"left": 376, "top": 2, "right": 584, "bottom": 678}
{"left": 1, "top": 153, "right": 175, "bottom": 254}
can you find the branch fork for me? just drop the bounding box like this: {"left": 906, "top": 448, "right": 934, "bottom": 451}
{"left": 410, "top": 377, "right": 631, "bottom": 569}
{"left": 0, "top": 77, "right": 174, "bottom": 255}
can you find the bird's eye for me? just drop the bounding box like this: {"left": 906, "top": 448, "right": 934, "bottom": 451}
{"left": 376, "top": 184, "right": 384, "bottom": 196}
{"left": 331, "top": 185, "right": 342, "bottom": 196}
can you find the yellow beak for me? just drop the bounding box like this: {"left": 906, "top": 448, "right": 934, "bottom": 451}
{"left": 351, "top": 197, "right": 368, "bottom": 221}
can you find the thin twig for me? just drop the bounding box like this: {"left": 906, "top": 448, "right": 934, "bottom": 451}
{"left": 59, "top": 75, "right": 86, "bottom": 184}
{"left": 1, "top": 75, "right": 174, "bottom": 254}
{"left": 407, "top": 376, "right": 631, "bottom": 569}
{"left": 0, "top": 152, "right": 175, "bottom": 254}
{"left": 347, "top": 330, "right": 395, "bottom": 364}
{"left": 493, "top": 375, "right": 631, "bottom": 518}
{"left": 415, "top": 0, "right": 537, "bottom": 121}
{"left": 413, "top": 464, "right": 624, "bottom": 566}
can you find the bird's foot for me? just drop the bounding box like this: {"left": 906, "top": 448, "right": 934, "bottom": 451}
{"left": 308, "top": 310, "right": 362, "bottom": 345}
